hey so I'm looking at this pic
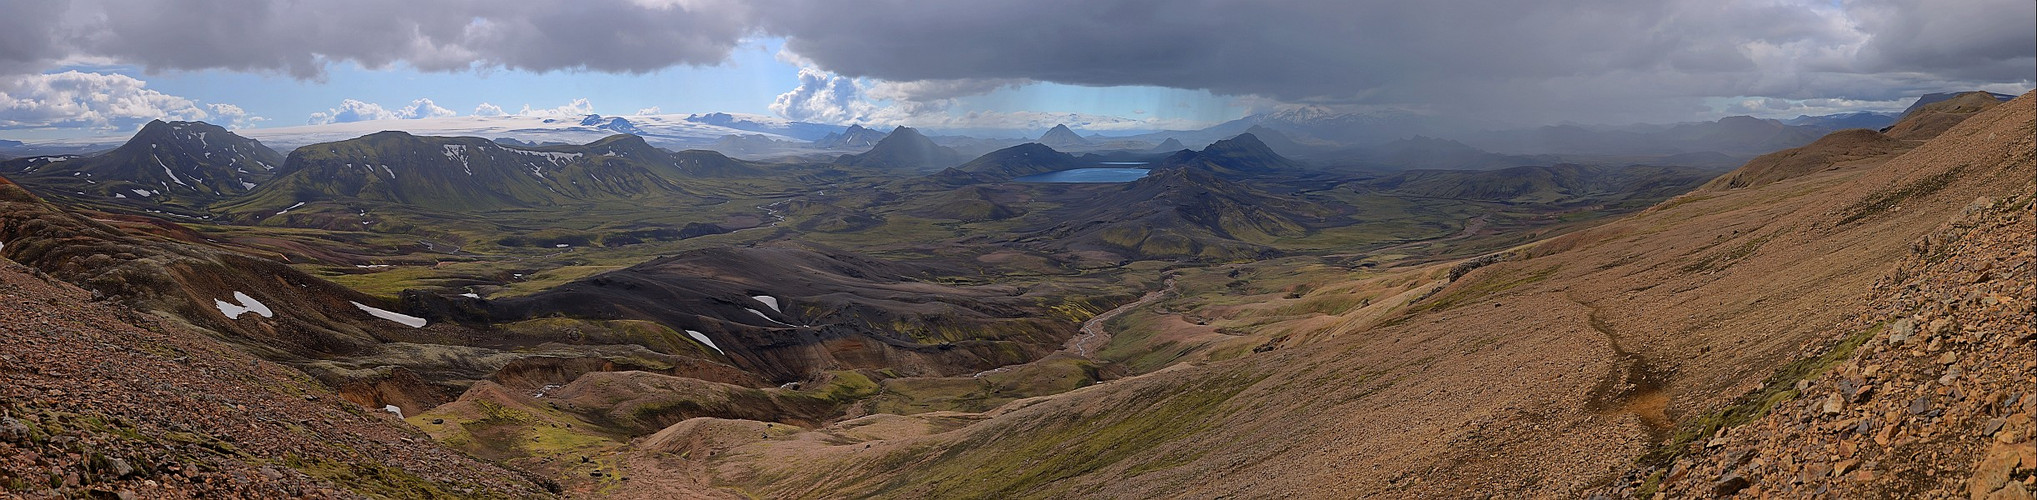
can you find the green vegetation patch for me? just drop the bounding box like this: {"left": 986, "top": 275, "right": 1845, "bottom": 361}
{"left": 1638, "top": 323, "right": 1881, "bottom": 468}
{"left": 1401, "top": 264, "right": 1558, "bottom": 318}
{"left": 283, "top": 454, "right": 501, "bottom": 500}
{"left": 867, "top": 371, "right": 1266, "bottom": 498}
{"left": 1837, "top": 165, "right": 1964, "bottom": 226}
{"left": 1678, "top": 233, "right": 1774, "bottom": 274}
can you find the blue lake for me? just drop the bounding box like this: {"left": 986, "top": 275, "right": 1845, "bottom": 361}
{"left": 1013, "top": 168, "right": 1152, "bottom": 183}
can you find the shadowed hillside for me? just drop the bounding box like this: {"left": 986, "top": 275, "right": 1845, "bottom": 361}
{"left": 218, "top": 132, "right": 715, "bottom": 217}
{"left": 1019, "top": 166, "right": 1331, "bottom": 261}
{"left": 0, "top": 120, "right": 283, "bottom": 215}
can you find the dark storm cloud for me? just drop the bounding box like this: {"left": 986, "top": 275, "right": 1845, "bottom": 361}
{"left": 0, "top": 0, "right": 2029, "bottom": 124}
{"left": 2, "top": 0, "right": 755, "bottom": 79}
{"left": 0, "top": 2, "right": 69, "bottom": 75}
{"left": 756, "top": 0, "right": 2032, "bottom": 123}
{"left": 1848, "top": 0, "right": 2037, "bottom": 80}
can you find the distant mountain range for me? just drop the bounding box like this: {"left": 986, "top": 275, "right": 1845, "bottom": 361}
{"left": 215, "top": 132, "right": 721, "bottom": 218}
{"left": 813, "top": 124, "right": 889, "bottom": 149}
{"left": 1151, "top": 133, "right": 1307, "bottom": 178}
{"left": 0, "top": 92, "right": 2001, "bottom": 177}
{"left": 681, "top": 112, "right": 841, "bottom": 141}
{"left": 1781, "top": 111, "right": 1898, "bottom": 130}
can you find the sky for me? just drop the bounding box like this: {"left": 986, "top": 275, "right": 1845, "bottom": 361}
{"left": 0, "top": 0, "right": 2031, "bottom": 141}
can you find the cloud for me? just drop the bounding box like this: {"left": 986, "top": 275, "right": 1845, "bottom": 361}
{"left": 769, "top": 67, "right": 878, "bottom": 123}
{"left": 396, "top": 98, "right": 456, "bottom": 119}
{"left": 0, "top": 0, "right": 759, "bottom": 80}
{"left": 1, "top": 0, "right": 2031, "bottom": 126}
{"left": 205, "top": 103, "right": 265, "bottom": 128}
{"left": 515, "top": 98, "right": 595, "bottom": 118}
{"left": 767, "top": 66, "right": 1202, "bottom": 131}
{"left": 0, "top": 70, "right": 256, "bottom": 130}
{"left": 911, "top": 110, "right": 1206, "bottom": 132}
{"left": 306, "top": 99, "right": 398, "bottom": 125}
{"left": 308, "top": 97, "right": 459, "bottom": 124}
{"left": 467, "top": 99, "right": 595, "bottom": 118}
{"left": 865, "top": 78, "right": 1029, "bottom": 103}
{"left": 635, "top": 106, "right": 661, "bottom": 115}
{"left": 756, "top": 0, "right": 2034, "bottom": 125}
{"left": 1719, "top": 95, "right": 1910, "bottom": 117}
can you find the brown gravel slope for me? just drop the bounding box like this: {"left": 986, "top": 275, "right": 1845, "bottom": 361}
{"left": 0, "top": 255, "right": 554, "bottom": 498}
{"left": 1610, "top": 118, "right": 2036, "bottom": 496}
{"left": 625, "top": 93, "right": 2033, "bottom": 498}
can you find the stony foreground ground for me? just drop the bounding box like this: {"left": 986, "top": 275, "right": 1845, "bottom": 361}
{"left": 0, "top": 257, "right": 553, "bottom": 499}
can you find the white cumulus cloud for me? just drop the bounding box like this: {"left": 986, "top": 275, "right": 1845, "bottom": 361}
{"left": 308, "top": 97, "right": 463, "bottom": 124}
{"left": 467, "top": 99, "right": 596, "bottom": 118}
{"left": 205, "top": 103, "right": 265, "bottom": 128}
{"left": 472, "top": 102, "right": 507, "bottom": 116}
{"left": 396, "top": 97, "right": 456, "bottom": 119}
{"left": 515, "top": 98, "right": 595, "bottom": 118}
{"left": 769, "top": 67, "right": 878, "bottom": 123}
{"left": 306, "top": 99, "right": 398, "bottom": 125}
{"left": 0, "top": 70, "right": 257, "bottom": 130}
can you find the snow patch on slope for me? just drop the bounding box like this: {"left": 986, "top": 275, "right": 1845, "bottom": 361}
{"left": 351, "top": 301, "right": 427, "bottom": 328}
{"left": 748, "top": 308, "right": 793, "bottom": 327}
{"left": 684, "top": 330, "right": 725, "bottom": 355}
{"left": 213, "top": 291, "right": 274, "bottom": 319}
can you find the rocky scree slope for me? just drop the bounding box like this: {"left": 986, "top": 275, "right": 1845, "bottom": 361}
{"left": 1596, "top": 97, "right": 2036, "bottom": 499}
{"left": 0, "top": 256, "right": 552, "bottom": 498}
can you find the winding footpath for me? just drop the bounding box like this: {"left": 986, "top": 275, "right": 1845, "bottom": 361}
{"left": 972, "top": 276, "right": 1176, "bottom": 378}
{"left": 1567, "top": 291, "right": 1673, "bottom": 441}
{"left": 1070, "top": 277, "right": 1176, "bottom": 359}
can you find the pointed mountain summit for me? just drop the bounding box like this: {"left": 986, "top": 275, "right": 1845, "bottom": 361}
{"left": 813, "top": 124, "right": 888, "bottom": 149}
{"left": 0, "top": 120, "right": 283, "bottom": 212}
{"left": 1150, "top": 137, "right": 1186, "bottom": 152}
{"left": 837, "top": 126, "right": 965, "bottom": 172}
{"left": 1240, "top": 125, "right": 1313, "bottom": 157}
{"left": 1037, "top": 124, "right": 1091, "bottom": 149}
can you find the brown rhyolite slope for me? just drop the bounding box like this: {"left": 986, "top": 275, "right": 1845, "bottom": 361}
{"left": 1615, "top": 156, "right": 2034, "bottom": 498}
{"left": 1885, "top": 91, "right": 2012, "bottom": 141}
{"left": 605, "top": 93, "right": 2034, "bottom": 498}
{"left": 0, "top": 255, "right": 552, "bottom": 498}
{"left": 1700, "top": 90, "right": 2002, "bottom": 192}
{"left": 1699, "top": 128, "right": 1903, "bottom": 190}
